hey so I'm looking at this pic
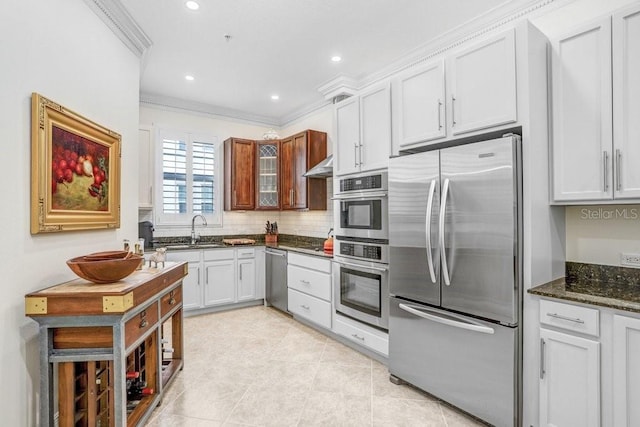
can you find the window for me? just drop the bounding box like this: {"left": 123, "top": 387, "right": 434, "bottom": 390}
{"left": 155, "top": 129, "right": 220, "bottom": 226}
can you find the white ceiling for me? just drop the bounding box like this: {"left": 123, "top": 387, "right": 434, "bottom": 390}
{"left": 120, "top": 0, "right": 518, "bottom": 126}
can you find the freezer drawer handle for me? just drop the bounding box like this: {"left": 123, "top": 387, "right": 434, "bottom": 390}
{"left": 439, "top": 178, "right": 451, "bottom": 286}
{"left": 398, "top": 303, "right": 494, "bottom": 335}
{"left": 425, "top": 179, "right": 437, "bottom": 283}
{"left": 546, "top": 312, "right": 585, "bottom": 324}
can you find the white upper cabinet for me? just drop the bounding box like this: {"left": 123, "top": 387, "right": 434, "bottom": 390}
{"left": 613, "top": 4, "right": 640, "bottom": 200}
{"left": 394, "top": 59, "right": 446, "bottom": 148}
{"left": 552, "top": 6, "right": 640, "bottom": 204}
{"left": 449, "top": 29, "right": 517, "bottom": 136}
{"left": 334, "top": 83, "right": 391, "bottom": 176}
{"left": 551, "top": 18, "right": 613, "bottom": 202}
{"left": 335, "top": 97, "right": 360, "bottom": 176}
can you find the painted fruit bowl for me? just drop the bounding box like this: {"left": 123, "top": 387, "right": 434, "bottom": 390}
{"left": 67, "top": 252, "right": 142, "bottom": 284}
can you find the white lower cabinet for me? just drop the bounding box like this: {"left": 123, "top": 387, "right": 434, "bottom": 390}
{"left": 287, "top": 252, "right": 332, "bottom": 329}
{"left": 539, "top": 328, "right": 600, "bottom": 427}
{"left": 288, "top": 288, "right": 331, "bottom": 329}
{"left": 613, "top": 314, "right": 640, "bottom": 427}
{"left": 168, "top": 247, "right": 260, "bottom": 312}
{"left": 204, "top": 259, "right": 235, "bottom": 306}
{"left": 333, "top": 313, "right": 389, "bottom": 356}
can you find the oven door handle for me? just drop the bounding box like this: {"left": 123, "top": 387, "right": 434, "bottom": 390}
{"left": 336, "top": 260, "right": 388, "bottom": 272}
{"left": 399, "top": 303, "right": 495, "bottom": 335}
{"left": 331, "top": 192, "right": 387, "bottom": 200}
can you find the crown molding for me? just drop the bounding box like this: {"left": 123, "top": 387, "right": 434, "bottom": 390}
{"left": 318, "top": 0, "right": 559, "bottom": 98}
{"left": 279, "top": 99, "right": 334, "bottom": 128}
{"left": 140, "top": 93, "right": 283, "bottom": 127}
{"left": 83, "top": 0, "right": 152, "bottom": 58}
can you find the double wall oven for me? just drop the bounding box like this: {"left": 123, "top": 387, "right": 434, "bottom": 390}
{"left": 333, "top": 171, "right": 389, "bottom": 330}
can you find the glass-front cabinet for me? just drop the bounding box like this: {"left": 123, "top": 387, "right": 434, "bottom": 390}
{"left": 256, "top": 140, "right": 280, "bottom": 210}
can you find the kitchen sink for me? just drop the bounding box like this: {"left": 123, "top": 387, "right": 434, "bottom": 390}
{"left": 195, "top": 243, "right": 224, "bottom": 248}
{"left": 164, "top": 243, "right": 224, "bottom": 250}
{"left": 165, "top": 244, "right": 191, "bottom": 250}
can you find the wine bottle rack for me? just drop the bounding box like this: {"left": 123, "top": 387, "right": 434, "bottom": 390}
{"left": 58, "top": 360, "right": 113, "bottom": 427}
{"left": 125, "top": 334, "right": 158, "bottom": 426}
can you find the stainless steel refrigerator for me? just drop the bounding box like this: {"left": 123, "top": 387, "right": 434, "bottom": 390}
{"left": 388, "top": 135, "right": 522, "bottom": 427}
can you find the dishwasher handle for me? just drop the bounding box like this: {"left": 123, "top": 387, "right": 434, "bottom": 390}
{"left": 266, "top": 250, "right": 287, "bottom": 258}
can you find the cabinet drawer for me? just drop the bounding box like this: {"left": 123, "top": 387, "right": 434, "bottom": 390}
{"left": 288, "top": 289, "right": 331, "bottom": 329}
{"left": 160, "top": 285, "right": 182, "bottom": 318}
{"left": 288, "top": 252, "right": 331, "bottom": 273}
{"left": 203, "top": 248, "right": 234, "bottom": 261}
{"left": 333, "top": 314, "right": 389, "bottom": 356}
{"left": 236, "top": 248, "right": 256, "bottom": 259}
{"left": 540, "top": 299, "right": 599, "bottom": 337}
{"left": 288, "top": 265, "right": 331, "bottom": 301}
{"left": 125, "top": 301, "right": 159, "bottom": 348}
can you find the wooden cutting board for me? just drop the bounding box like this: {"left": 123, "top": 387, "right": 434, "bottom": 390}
{"left": 222, "top": 238, "right": 256, "bottom": 246}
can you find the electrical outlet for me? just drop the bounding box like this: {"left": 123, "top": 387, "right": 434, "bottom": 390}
{"left": 621, "top": 253, "right": 640, "bottom": 267}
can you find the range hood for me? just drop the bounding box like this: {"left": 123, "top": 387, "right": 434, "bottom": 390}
{"left": 303, "top": 154, "right": 333, "bottom": 178}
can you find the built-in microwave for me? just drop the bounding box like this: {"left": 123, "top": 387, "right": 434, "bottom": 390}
{"left": 334, "top": 172, "right": 388, "bottom": 241}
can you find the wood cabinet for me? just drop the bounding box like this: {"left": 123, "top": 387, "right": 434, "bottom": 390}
{"left": 256, "top": 140, "right": 280, "bottom": 209}
{"left": 138, "top": 126, "right": 153, "bottom": 209}
{"left": 224, "top": 131, "right": 326, "bottom": 211}
{"left": 334, "top": 83, "right": 391, "bottom": 176}
{"left": 25, "top": 262, "right": 187, "bottom": 427}
{"left": 449, "top": 28, "right": 517, "bottom": 136}
{"left": 281, "top": 130, "right": 327, "bottom": 210}
{"left": 551, "top": 5, "right": 640, "bottom": 203}
{"left": 224, "top": 138, "right": 256, "bottom": 210}
{"left": 613, "top": 314, "right": 640, "bottom": 427}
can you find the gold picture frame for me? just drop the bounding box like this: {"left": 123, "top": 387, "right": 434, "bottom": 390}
{"left": 31, "top": 93, "right": 121, "bottom": 234}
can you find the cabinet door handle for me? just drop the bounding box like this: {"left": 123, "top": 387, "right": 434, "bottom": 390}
{"left": 234, "top": 190, "right": 237, "bottom": 206}
{"left": 616, "top": 149, "right": 622, "bottom": 191}
{"left": 359, "top": 142, "right": 363, "bottom": 166}
{"left": 451, "top": 95, "right": 457, "bottom": 126}
{"left": 239, "top": 264, "right": 243, "bottom": 281}
{"left": 540, "top": 338, "right": 546, "bottom": 379}
{"left": 546, "top": 312, "right": 584, "bottom": 324}
{"left": 603, "top": 151, "right": 609, "bottom": 192}
{"left": 437, "top": 99, "right": 443, "bottom": 130}
{"left": 354, "top": 143, "right": 358, "bottom": 168}
{"left": 206, "top": 268, "right": 209, "bottom": 284}
{"left": 149, "top": 186, "right": 153, "bottom": 204}
{"left": 351, "top": 333, "right": 365, "bottom": 342}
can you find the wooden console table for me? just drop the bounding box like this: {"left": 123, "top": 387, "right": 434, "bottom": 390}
{"left": 25, "top": 261, "right": 188, "bottom": 426}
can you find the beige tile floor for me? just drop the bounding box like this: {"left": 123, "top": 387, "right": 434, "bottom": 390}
{"left": 146, "top": 306, "right": 486, "bottom": 427}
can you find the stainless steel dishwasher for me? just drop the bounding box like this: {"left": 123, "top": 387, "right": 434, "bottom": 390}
{"left": 265, "top": 248, "right": 288, "bottom": 312}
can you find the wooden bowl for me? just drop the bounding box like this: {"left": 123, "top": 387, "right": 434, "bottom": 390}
{"left": 66, "top": 254, "right": 143, "bottom": 284}
{"left": 83, "top": 250, "right": 131, "bottom": 261}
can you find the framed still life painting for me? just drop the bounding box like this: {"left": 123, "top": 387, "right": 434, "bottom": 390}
{"left": 30, "top": 93, "right": 121, "bottom": 234}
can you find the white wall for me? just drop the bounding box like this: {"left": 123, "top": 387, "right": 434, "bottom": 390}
{"left": 139, "top": 104, "right": 335, "bottom": 239}
{"left": 0, "top": 1, "right": 140, "bottom": 425}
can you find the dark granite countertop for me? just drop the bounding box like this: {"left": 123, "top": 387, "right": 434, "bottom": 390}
{"left": 528, "top": 262, "right": 640, "bottom": 314}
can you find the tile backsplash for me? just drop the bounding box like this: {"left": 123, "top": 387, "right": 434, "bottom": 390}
{"left": 140, "top": 180, "right": 334, "bottom": 239}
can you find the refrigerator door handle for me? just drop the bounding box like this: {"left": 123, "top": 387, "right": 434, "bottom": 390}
{"left": 399, "top": 303, "right": 495, "bottom": 335}
{"left": 425, "top": 179, "right": 437, "bottom": 283}
{"left": 439, "top": 178, "right": 451, "bottom": 286}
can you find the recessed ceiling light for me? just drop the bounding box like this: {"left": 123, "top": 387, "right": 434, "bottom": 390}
{"left": 185, "top": 75, "right": 195, "bottom": 81}
{"left": 185, "top": 1, "right": 200, "bottom": 11}
{"left": 331, "top": 56, "right": 342, "bottom": 63}
{"left": 271, "top": 95, "right": 280, "bottom": 101}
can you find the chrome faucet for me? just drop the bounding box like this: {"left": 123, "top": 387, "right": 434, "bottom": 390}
{"left": 191, "top": 214, "right": 207, "bottom": 245}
